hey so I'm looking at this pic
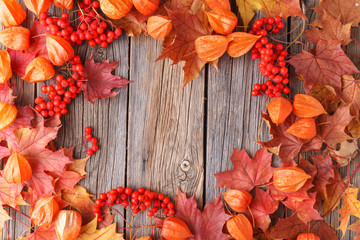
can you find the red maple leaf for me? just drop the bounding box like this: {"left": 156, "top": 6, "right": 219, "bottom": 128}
{"left": 0, "top": 83, "right": 14, "bottom": 104}
{"left": 214, "top": 147, "right": 275, "bottom": 191}
{"left": 6, "top": 116, "right": 72, "bottom": 198}
{"left": 174, "top": 188, "right": 230, "bottom": 240}
{"left": 258, "top": 113, "right": 323, "bottom": 166}
{"left": 7, "top": 19, "right": 47, "bottom": 76}
{"left": 80, "top": 55, "right": 131, "bottom": 103}
{"left": 314, "top": 0, "right": 360, "bottom": 25}
{"left": 157, "top": 9, "right": 213, "bottom": 88}
{"left": 246, "top": 187, "right": 279, "bottom": 233}
{"left": 288, "top": 40, "right": 359, "bottom": 95}
{"left": 312, "top": 155, "right": 334, "bottom": 199}
{"left": 270, "top": 215, "right": 338, "bottom": 240}
{"left": 318, "top": 105, "right": 353, "bottom": 148}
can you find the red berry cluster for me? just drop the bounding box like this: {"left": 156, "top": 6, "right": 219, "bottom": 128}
{"left": 249, "top": 16, "right": 290, "bottom": 98}
{"left": 34, "top": 55, "right": 85, "bottom": 118}
{"left": 39, "top": 0, "right": 122, "bottom": 48}
{"left": 93, "top": 187, "right": 176, "bottom": 223}
{"left": 84, "top": 126, "right": 99, "bottom": 156}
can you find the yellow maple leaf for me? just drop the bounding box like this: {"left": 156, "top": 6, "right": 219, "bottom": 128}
{"left": 337, "top": 188, "right": 360, "bottom": 238}
{"left": 67, "top": 157, "right": 90, "bottom": 176}
{"left": 77, "top": 217, "right": 123, "bottom": 240}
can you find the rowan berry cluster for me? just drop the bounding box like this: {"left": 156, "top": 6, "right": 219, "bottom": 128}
{"left": 34, "top": 55, "right": 84, "bottom": 118}
{"left": 93, "top": 187, "right": 176, "bottom": 223}
{"left": 39, "top": 0, "right": 122, "bottom": 48}
{"left": 84, "top": 126, "right": 99, "bottom": 156}
{"left": 249, "top": 16, "right": 290, "bottom": 98}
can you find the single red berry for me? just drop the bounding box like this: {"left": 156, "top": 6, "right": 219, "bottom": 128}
{"left": 85, "top": 126, "right": 92, "bottom": 133}
{"left": 122, "top": 200, "right": 129, "bottom": 207}
{"left": 163, "top": 197, "right": 170, "bottom": 204}
{"left": 167, "top": 202, "right": 174, "bottom": 209}
{"left": 91, "top": 145, "right": 99, "bottom": 151}
{"left": 124, "top": 187, "right": 133, "bottom": 195}
{"left": 86, "top": 149, "right": 94, "bottom": 156}
{"left": 34, "top": 96, "right": 43, "bottom": 104}
{"left": 116, "top": 186, "right": 124, "bottom": 193}
{"left": 85, "top": 134, "right": 92, "bottom": 140}
{"left": 60, "top": 108, "right": 68, "bottom": 115}
{"left": 99, "top": 193, "right": 107, "bottom": 200}
{"left": 169, "top": 209, "right": 175, "bottom": 215}
{"left": 91, "top": 138, "right": 98, "bottom": 144}
{"left": 147, "top": 210, "right": 154, "bottom": 217}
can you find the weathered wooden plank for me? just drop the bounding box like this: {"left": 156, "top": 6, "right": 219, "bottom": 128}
{"left": 127, "top": 35, "right": 205, "bottom": 237}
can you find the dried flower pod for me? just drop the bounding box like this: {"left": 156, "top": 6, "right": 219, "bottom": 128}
{"left": 226, "top": 32, "right": 261, "bottom": 57}
{"left": 99, "top": 0, "right": 133, "bottom": 19}
{"left": 52, "top": 0, "right": 73, "bottom": 9}
{"left": 31, "top": 196, "right": 59, "bottom": 228}
{"left": 0, "top": 26, "right": 30, "bottom": 50}
{"left": 195, "top": 35, "right": 230, "bottom": 62}
{"left": 147, "top": 15, "right": 172, "bottom": 40}
{"left": 297, "top": 233, "right": 320, "bottom": 240}
{"left": 223, "top": 190, "right": 252, "bottom": 212}
{"left": 0, "top": 0, "right": 26, "bottom": 28}
{"left": 226, "top": 214, "right": 253, "bottom": 240}
{"left": 4, "top": 151, "right": 32, "bottom": 184}
{"left": 54, "top": 210, "right": 82, "bottom": 240}
{"left": 46, "top": 34, "right": 74, "bottom": 66}
{"left": 133, "top": 0, "right": 159, "bottom": 15}
{"left": 161, "top": 217, "right": 194, "bottom": 240}
{"left": 205, "top": 0, "right": 230, "bottom": 10}
{"left": 0, "top": 50, "right": 12, "bottom": 83}
{"left": 206, "top": 9, "right": 237, "bottom": 35}
{"left": 273, "top": 167, "right": 311, "bottom": 193}
{"left": 0, "top": 101, "right": 17, "bottom": 131}
{"left": 285, "top": 117, "right": 317, "bottom": 139}
{"left": 23, "top": 57, "right": 55, "bottom": 83}
{"left": 267, "top": 97, "right": 293, "bottom": 124}
{"left": 293, "top": 94, "right": 326, "bottom": 118}
{"left": 24, "top": 0, "right": 51, "bottom": 17}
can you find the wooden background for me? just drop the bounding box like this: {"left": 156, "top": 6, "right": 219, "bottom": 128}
{"left": 4, "top": 0, "right": 360, "bottom": 239}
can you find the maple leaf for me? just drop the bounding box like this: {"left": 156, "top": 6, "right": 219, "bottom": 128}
{"left": 305, "top": 10, "right": 352, "bottom": 46}
{"left": 324, "top": 168, "right": 346, "bottom": 213}
{"left": 312, "top": 155, "right": 334, "bottom": 199}
{"left": 337, "top": 188, "right": 360, "bottom": 238}
{"left": 246, "top": 187, "right": 278, "bottom": 233}
{"left": 7, "top": 20, "right": 47, "bottom": 76}
{"left": 0, "top": 83, "right": 14, "bottom": 104}
{"left": 66, "top": 156, "right": 89, "bottom": 176}
{"left": 21, "top": 225, "right": 58, "bottom": 240}
{"left": 6, "top": 116, "right": 72, "bottom": 198}
{"left": 283, "top": 192, "right": 322, "bottom": 223}
{"left": 111, "top": 8, "right": 149, "bottom": 37}
{"left": 77, "top": 217, "right": 123, "bottom": 240}
{"left": 288, "top": 40, "right": 359, "bottom": 95}
{"left": 214, "top": 147, "right": 275, "bottom": 191}
{"left": 258, "top": 113, "right": 322, "bottom": 166}
{"left": 174, "top": 188, "right": 230, "bottom": 240}
{"left": 61, "top": 185, "right": 95, "bottom": 224}
{"left": 315, "top": 0, "right": 360, "bottom": 25}
{"left": 157, "top": 9, "right": 213, "bottom": 88}
{"left": 236, "top": 0, "right": 305, "bottom": 29}
{"left": 80, "top": 55, "right": 130, "bottom": 103}
{"left": 54, "top": 171, "right": 84, "bottom": 193}
{"left": 270, "top": 215, "right": 338, "bottom": 240}
{"left": 318, "top": 105, "right": 353, "bottom": 148}
{"left": 0, "top": 176, "right": 26, "bottom": 209}
{"left": 342, "top": 74, "right": 360, "bottom": 117}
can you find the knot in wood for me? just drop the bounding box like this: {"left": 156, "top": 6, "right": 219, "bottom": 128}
{"left": 180, "top": 160, "right": 191, "bottom": 172}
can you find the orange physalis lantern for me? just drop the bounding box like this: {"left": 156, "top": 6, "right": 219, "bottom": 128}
{"left": 0, "top": 0, "right": 26, "bottom": 28}
{"left": 0, "top": 101, "right": 17, "bottom": 131}
{"left": 46, "top": 34, "right": 74, "bottom": 66}
{"left": 206, "top": 8, "right": 237, "bottom": 35}
{"left": 52, "top": 0, "right": 73, "bottom": 9}
{"left": 4, "top": 151, "right": 32, "bottom": 184}
{"left": 54, "top": 210, "right": 82, "bottom": 240}
{"left": 147, "top": 15, "right": 172, "bottom": 40}
{"left": 297, "top": 233, "right": 320, "bottom": 240}
{"left": 23, "top": 57, "right": 55, "bottom": 83}
{"left": 0, "top": 50, "right": 12, "bottom": 83}
{"left": 31, "top": 196, "right": 59, "bottom": 228}
{"left": 195, "top": 35, "right": 230, "bottom": 62}
{"left": 285, "top": 118, "right": 317, "bottom": 139}
{"left": 161, "top": 217, "right": 194, "bottom": 240}
{"left": 99, "top": 0, "right": 133, "bottom": 19}
{"left": 133, "top": 0, "right": 159, "bottom": 16}
{"left": 0, "top": 26, "right": 30, "bottom": 50}
{"left": 273, "top": 167, "right": 311, "bottom": 193}
{"left": 293, "top": 94, "right": 326, "bottom": 118}
{"left": 226, "top": 32, "right": 261, "bottom": 58}
{"left": 223, "top": 190, "right": 252, "bottom": 212}
{"left": 267, "top": 97, "right": 293, "bottom": 124}
{"left": 24, "top": 0, "right": 51, "bottom": 17}
{"left": 226, "top": 214, "right": 253, "bottom": 240}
